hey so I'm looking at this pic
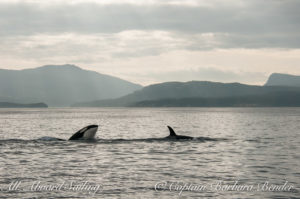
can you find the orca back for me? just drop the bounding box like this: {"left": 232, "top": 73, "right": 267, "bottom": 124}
{"left": 166, "top": 126, "right": 193, "bottom": 140}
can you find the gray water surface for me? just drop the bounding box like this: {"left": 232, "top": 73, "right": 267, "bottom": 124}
{"left": 0, "top": 108, "right": 299, "bottom": 198}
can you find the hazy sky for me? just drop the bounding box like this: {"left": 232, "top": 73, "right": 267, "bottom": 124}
{"left": 0, "top": 0, "right": 299, "bottom": 85}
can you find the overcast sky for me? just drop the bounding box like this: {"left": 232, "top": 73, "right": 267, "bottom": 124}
{"left": 0, "top": 0, "right": 299, "bottom": 85}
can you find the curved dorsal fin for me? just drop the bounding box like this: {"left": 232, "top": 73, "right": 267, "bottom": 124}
{"left": 167, "top": 126, "right": 176, "bottom": 136}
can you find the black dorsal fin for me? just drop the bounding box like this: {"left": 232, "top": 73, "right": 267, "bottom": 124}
{"left": 167, "top": 126, "right": 176, "bottom": 136}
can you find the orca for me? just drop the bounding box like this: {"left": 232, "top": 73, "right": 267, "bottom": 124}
{"left": 38, "top": 125, "right": 98, "bottom": 141}
{"left": 165, "top": 126, "right": 193, "bottom": 140}
{"left": 69, "top": 125, "right": 98, "bottom": 140}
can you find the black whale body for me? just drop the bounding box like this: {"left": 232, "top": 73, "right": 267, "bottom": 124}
{"left": 38, "top": 125, "right": 221, "bottom": 142}
{"left": 38, "top": 125, "right": 98, "bottom": 141}
{"left": 165, "top": 126, "right": 193, "bottom": 140}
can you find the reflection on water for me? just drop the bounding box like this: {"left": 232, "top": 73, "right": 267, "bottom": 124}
{"left": 0, "top": 108, "right": 299, "bottom": 198}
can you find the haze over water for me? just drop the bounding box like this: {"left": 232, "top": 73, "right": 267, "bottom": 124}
{"left": 0, "top": 108, "right": 299, "bottom": 198}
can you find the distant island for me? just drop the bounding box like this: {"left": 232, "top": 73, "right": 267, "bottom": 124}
{"left": 0, "top": 64, "right": 142, "bottom": 107}
{"left": 131, "top": 91, "right": 300, "bottom": 107}
{"left": 73, "top": 79, "right": 300, "bottom": 107}
{"left": 265, "top": 73, "right": 300, "bottom": 87}
{"left": 0, "top": 102, "right": 48, "bottom": 108}
{"left": 1, "top": 64, "right": 300, "bottom": 107}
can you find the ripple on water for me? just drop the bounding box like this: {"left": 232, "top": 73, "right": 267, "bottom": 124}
{"left": 0, "top": 108, "right": 299, "bottom": 198}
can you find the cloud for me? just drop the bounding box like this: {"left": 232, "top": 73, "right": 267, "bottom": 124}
{"left": 1, "top": 43, "right": 300, "bottom": 85}
{"left": 0, "top": 1, "right": 299, "bottom": 48}
{"left": 0, "top": 0, "right": 299, "bottom": 85}
{"left": 0, "top": 31, "right": 182, "bottom": 62}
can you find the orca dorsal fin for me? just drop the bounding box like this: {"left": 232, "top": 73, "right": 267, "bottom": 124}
{"left": 167, "top": 126, "right": 176, "bottom": 136}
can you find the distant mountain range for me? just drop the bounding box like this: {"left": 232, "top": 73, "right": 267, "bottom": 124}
{"left": 72, "top": 79, "right": 300, "bottom": 107}
{"left": 0, "top": 102, "right": 47, "bottom": 108}
{"left": 265, "top": 73, "right": 300, "bottom": 87}
{"left": 0, "top": 65, "right": 142, "bottom": 107}
{"left": 131, "top": 91, "right": 300, "bottom": 107}
{"left": 1, "top": 65, "right": 300, "bottom": 107}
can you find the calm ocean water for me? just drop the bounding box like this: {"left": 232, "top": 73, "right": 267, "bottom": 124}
{"left": 0, "top": 108, "right": 299, "bottom": 198}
